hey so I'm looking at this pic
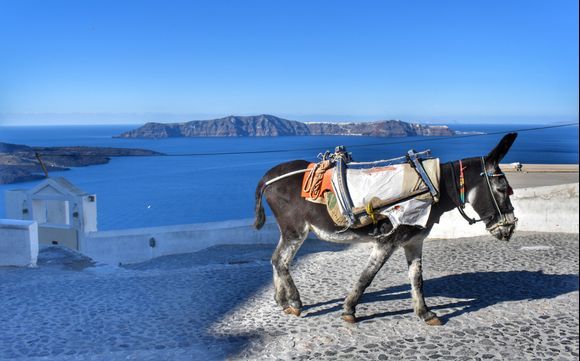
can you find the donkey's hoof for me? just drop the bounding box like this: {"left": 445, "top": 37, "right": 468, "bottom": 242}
{"left": 341, "top": 314, "right": 357, "bottom": 323}
{"left": 283, "top": 307, "right": 301, "bottom": 317}
{"left": 425, "top": 316, "right": 442, "bottom": 326}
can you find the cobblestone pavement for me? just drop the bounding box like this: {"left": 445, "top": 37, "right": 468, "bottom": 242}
{"left": 0, "top": 232, "right": 578, "bottom": 360}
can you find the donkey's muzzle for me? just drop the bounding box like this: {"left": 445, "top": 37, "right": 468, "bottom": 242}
{"left": 487, "top": 213, "right": 517, "bottom": 242}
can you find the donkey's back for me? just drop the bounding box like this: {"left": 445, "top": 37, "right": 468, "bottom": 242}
{"left": 254, "top": 159, "right": 311, "bottom": 230}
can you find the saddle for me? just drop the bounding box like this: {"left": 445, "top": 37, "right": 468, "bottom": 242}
{"left": 301, "top": 147, "right": 440, "bottom": 230}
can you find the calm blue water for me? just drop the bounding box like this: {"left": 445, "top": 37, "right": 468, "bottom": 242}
{"left": 1, "top": 124, "right": 577, "bottom": 230}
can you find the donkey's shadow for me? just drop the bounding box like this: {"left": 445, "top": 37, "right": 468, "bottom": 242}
{"left": 304, "top": 271, "right": 579, "bottom": 323}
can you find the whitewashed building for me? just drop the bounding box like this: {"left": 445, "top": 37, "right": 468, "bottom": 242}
{"left": 2, "top": 176, "right": 279, "bottom": 266}
{"left": 4, "top": 177, "right": 97, "bottom": 251}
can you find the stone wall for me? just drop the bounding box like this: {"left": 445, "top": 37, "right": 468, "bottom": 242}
{"left": 83, "top": 218, "right": 280, "bottom": 265}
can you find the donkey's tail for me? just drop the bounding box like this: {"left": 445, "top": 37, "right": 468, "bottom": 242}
{"left": 253, "top": 180, "right": 266, "bottom": 230}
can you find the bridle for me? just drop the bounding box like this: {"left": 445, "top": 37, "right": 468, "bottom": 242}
{"left": 450, "top": 157, "right": 517, "bottom": 230}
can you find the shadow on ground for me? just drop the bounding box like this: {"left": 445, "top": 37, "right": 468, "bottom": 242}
{"left": 304, "top": 271, "right": 579, "bottom": 323}
{"left": 121, "top": 238, "right": 350, "bottom": 359}
{"left": 0, "top": 240, "right": 350, "bottom": 360}
{"left": 36, "top": 246, "right": 96, "bottom": 271}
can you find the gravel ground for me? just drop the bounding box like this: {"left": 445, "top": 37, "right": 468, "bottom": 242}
{"left": 0, "top": 232, "right": 578, "bottom": 360}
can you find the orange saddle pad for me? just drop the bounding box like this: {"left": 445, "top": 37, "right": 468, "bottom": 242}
{"left": 301, "top": 162, "right": 334, "bottom": 202}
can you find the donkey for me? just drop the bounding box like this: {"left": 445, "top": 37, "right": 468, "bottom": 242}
{"left": 254, "top": 133, "right": 518, "bottom": 325}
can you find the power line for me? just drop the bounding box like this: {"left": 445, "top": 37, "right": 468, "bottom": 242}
{"left": 25, "top": 122, "right": 580, "bottom": 158}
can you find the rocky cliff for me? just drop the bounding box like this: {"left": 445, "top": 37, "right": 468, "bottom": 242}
{"left": 0, "top": 143, "right": 163, "bottom": 184}
{"left": 116, "top": 115, "right": 455, "bottom": 138}
{"left": 117, "top": 115, "right": 310, "bottom": 138}
{"left": 306, "top": 120, "right": 454, "bottom": 137}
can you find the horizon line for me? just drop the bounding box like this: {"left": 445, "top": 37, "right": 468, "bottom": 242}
{"left": 1, "top": 112, "right": 578, "bottom": 127}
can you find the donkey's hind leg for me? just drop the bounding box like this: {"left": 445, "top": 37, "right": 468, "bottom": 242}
{"left": 271, "top": 227, "right": 308, "bottom": 316}
{"left": 403, "top": 238, "right": 442, "bottom": 326}
{"left": 342, "top": 242, "right": 396, "bottom": 323}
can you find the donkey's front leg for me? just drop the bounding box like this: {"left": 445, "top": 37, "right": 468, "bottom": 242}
{"left": 342, "top": 242, "right": 395, "bottom": 323}
{"left": 403, "top": 239, "right": 442, "bottom": 326}
{"left": 271, "top": 229, "right": 307, "bottom": 316}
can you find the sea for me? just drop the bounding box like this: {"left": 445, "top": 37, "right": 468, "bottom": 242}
{"left": 0, "top": 123, "right": 577, "bottom": 230}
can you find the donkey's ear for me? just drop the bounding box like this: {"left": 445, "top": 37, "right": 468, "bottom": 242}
{"left": 487, "top": 132, "right": 517, "bottom": 164}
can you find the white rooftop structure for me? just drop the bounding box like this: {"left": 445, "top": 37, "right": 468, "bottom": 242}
{"left": 4, "top": 177, "right": 97, "bottom": 250}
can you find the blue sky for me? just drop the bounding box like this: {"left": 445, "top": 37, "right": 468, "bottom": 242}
{"left": 0, "top": 0, "right": 578, "bottom": 125}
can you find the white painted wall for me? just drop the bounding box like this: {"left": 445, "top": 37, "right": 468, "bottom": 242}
{"left": 83, "top": 218, "right": 280, "bottom": 265}
{"left": 5, "top": 190, "right": 27, "bottom": 219}
{"left": 0, "top": 219, "right": 38, "bottom": 267}
{"left": 429, "top": 182, "right": 579, "bottom": 239}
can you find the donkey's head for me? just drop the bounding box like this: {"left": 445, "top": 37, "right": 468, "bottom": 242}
{"left": 466, "top": 133, "right": 518, "bottom": 241}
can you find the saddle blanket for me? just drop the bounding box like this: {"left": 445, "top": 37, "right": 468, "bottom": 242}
{"left": 334, "top": 158, "right": 440, "bottom": 228}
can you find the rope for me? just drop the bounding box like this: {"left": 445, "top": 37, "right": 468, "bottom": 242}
{"left": 365, "top": 202, "right": 378, "bottom": 225}
{"left": 260, "top": 168, "right": 310, "bottom": 195}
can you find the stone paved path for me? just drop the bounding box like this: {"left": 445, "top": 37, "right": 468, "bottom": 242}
{"left": 0, "top": 232, "right": 578, "bottom": 360}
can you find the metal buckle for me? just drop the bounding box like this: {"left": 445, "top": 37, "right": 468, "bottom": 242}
{"left": 480, "top": 171, "right": 505, "bottom": 177}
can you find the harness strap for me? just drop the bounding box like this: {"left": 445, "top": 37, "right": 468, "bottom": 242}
{"left": 450, "top": 160, "right": 482, "bottom": 225}
{"left": 261, "top": 168, "right": 310, "bottom": 195}
{"left": 302, "top": 163, "right": 320, "bottom": 194}
{"left": 334, "top": 156, "right": 356, "bottom": 225}
{"left": 407, "top": 149, "right": 439, "bottom": 201}
{"left": 457, "top": 204, "right": 480, "bottom": 225}
{"left": 481, "top": 156, "right": 505, "bottom": 222}
{"left": 451, "top": 157, "right": 515, "bottom": 227}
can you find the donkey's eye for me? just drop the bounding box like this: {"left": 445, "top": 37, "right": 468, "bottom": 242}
{"left": 496, "top": 185, "right": 513, "bottom": 195}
